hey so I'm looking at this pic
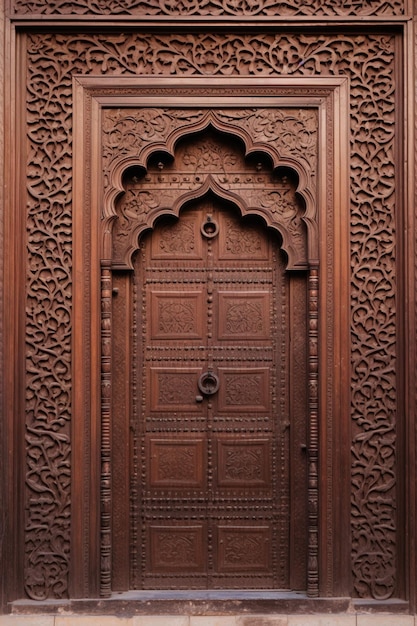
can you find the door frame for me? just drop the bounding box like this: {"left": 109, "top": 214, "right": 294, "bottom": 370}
{"left": 71, "top": 76, "right": 351, "bottom": 599}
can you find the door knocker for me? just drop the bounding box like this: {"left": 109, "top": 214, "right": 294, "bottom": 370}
{"left": 201, "top": 215, "right": 219, "bottom": 239}
{"left": 198, "top": 370, "right": 220, "bottom": 396}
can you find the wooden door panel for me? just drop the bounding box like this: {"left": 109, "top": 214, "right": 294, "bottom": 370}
{"left": 147, "top": 438, "right": 206, "bottom": 488}
{"left": 150, "top": 213, "right": 204, "bottom": 260}
{"left": 149, "top": 524, "right": 207, "bottom": 572}
{"left": 216, "top": 291, "right": 271, "bottom": 341}
{"left": 217, "top": 217, "right": 270, "bottom": 261}
{"left": 214, "top": 438, "right": 272, "bottom": 488}
{"left": 150, "top": 291, "right": 206, "bottom": 341}
{"left": 148, "top": 368, "right": 203, "bottom": 413}
{"left": 217, "top": 368, "right": 270, "bottom": 412}
{"left": 215, "top": 525, "right": 273, "bottom": 572}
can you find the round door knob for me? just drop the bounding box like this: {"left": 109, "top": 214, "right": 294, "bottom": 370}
{"left": 198, "top": 371, "right": 220, "bottom": 396}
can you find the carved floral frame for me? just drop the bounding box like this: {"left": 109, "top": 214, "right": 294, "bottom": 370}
{"left": 71, "top": 75, "right": 350, "bottom": 598}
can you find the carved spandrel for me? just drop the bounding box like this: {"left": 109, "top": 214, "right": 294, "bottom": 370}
{"left": 104, "top": 108, "right": 318, "bottom": 181}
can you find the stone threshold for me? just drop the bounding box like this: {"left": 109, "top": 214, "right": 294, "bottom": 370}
{"left": 9, "top": 593, "right": 409, "bottom": 617}
{"left": 1, "top": 614, "right": 417, "bottom": 626}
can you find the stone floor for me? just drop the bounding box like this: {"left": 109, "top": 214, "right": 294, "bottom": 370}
{"left": 0, "top": 616, "right": 416, "bottom": 625}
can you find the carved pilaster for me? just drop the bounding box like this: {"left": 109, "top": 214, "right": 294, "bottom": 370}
{"left": 100, "top": 263, "right": 112, "bottom": 596}
{"left": 307, "top": 266, "right": 319, "bottom": 597}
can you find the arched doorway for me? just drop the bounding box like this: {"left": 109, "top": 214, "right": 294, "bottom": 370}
{"left": 109, "top": 129, "right": 311, "bottom": 590}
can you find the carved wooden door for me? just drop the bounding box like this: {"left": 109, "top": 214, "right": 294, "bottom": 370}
{"left": 130, "top": 196, "right": 308, "bottom": 590}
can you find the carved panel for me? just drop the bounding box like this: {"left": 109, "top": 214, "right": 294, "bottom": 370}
{"left": 217, "top": 292, "right": 270, "bottom": 340}
{"left": 150, "top": 215, "right": 203, "bottom": 259}
{"left": 149, "top": 368, "right": 201, "bottom": 411}
{"left": 149, "top": 525, "right": 206, "bottom": 572}
{"left": 11, "top": 0, "right": 405, "bottom": 16}
{"left": 216, "top": 439, "right": 271, "bottom": 487}
{"left": 219, "top": 219, "right": 268, "bottom": 260}
{"left": 216, "top": 526, "right": 272, "bottom": 572}
{"left": 150, "top": 292, "right": 205, "bottom": 340}
{"left": 149, "top": 439, "right": 205, "bottom": 487}
{"left": 24, "top": 31, "right": 397, "bottom": 598}
{"left": 218, "top": 368, "right": 270, "bottom": 412}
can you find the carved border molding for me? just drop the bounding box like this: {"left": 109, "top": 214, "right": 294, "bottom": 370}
{"left": 21, "top": 30, "right": 398, "bottom": 602}
{"left": 72, "top": 76, "right": 350, "bottom": 598}
{"left": 10, "top": 0, "right": 405, "bottom": 17}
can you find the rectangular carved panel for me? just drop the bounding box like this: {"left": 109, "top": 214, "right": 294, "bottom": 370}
{"left": 218, "top": 368, "right": 270, "bottom": 412}
{"left": 148, "top": 367, "right": 201, "bottom": 412}
{"left": 150, "top": 291, "right": 205, "bottom": 340}
{"left": 215, "top": 438, "right": 271, "bottom": 487}
{"left": 148, "top": 438, "right": 205, "bottom": 488}
{"left": 217, "top": 291, "right": 271, "bottom": 341}
{"left": 216, "top": 525, "right": 272, "bottom": 572}
{"left": 149, "top": 525, "right": 206, "bottom": 573}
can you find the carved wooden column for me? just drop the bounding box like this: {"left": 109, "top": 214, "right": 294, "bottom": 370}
{"left": 100, "top": 262, "right": 112, "bottom": 597}
{"left": 307, "top": 266, "right": 319, "bottom": 597}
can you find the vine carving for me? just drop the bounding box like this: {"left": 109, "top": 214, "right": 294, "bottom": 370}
{"left": 12, "top": 0, "right": 405, "bottom": 16}
{"left": 25, "top": 31, "right": 397, "bottom": 599}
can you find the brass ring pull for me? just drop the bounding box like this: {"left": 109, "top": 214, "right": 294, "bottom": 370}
{"left": 198, "top": 371, "right": 220, "bottom": 396}
{"left": 201, "top": 217, "right": 219, "bottom": 239}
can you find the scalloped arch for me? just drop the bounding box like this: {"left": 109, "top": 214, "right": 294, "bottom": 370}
{"left": 124, "top": 175, "right": 308, "bottom": 270}
{"left": 105, "top": 112, "right": 318, "bottom": 270}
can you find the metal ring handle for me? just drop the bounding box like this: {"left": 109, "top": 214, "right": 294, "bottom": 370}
{"left": 198, "top": 371, "right": 220, "bottom": 396}
{"left": 201, "top": 217, "right": 219, "bottom": 239}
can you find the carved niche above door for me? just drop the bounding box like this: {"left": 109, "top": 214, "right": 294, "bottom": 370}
{"left": 105, "top": 107, "right": 316, "bottom": 269}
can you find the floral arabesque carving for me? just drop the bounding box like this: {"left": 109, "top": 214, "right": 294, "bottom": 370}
{"left": 12, "top": 0, "right": 405, "bottom": 16}
{"left": 26, "top": 31, "right": 397, "bottom": 599}
{"left": 106, "top": 114, "right": 314, "bottom": 269}
{"left": 103, "top": 108, "right": 318, "bottom": 176}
